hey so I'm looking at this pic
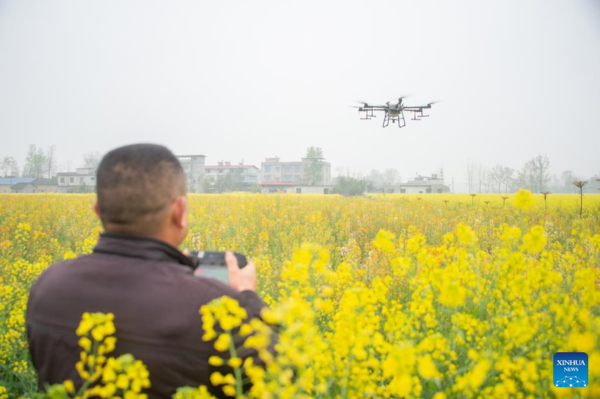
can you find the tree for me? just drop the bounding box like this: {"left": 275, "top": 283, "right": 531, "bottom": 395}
{"left": 476, "top": 165, "right": 487, "bottom": 193}
{"left": 303, "top": 147, "right": 324, "bottom": 185}
{"left": 589, "top": 175, "right": 600, "bottom": 193}
{"left": 489, "top": 165, "right": 504, "bottom": 193}
{"left": 367, "top": 169, "right": 384, "bottom": 192}
{"left": 332, "top": 176, "right": 368, "bottom": 196}
{"left": 82, "top": 151, "right": 102, "bottom": 170}
{"left": 45, "top": 145, "right": 57, "bottom": 178}
{"left": 1, "top": 156, "right": 19, "bottom": 177}
{"left": 22, "top": 145, "right": 47, "bottom": 178}
{"left": 560, "top": 170, "right": 574, "bottom": 193}
{"left": 515, "top": 155, "right": 551, "bottom": 193}
{"left": 466, "top": 162, "right": 476, "bottom": 193}
{"left": 489, "top": 164, "right": 514, "bottom": 193}
{"left": 382, "top": 169, "right": 400, "bottom": 193}
{"left": 502, "top": 167, "right": 514, "bottom": 193}
{"left": 531, "top": 154, "right": 551, "bottom": 193}
{"left": 209, "top": 169, "right": 245, "bottom": 193}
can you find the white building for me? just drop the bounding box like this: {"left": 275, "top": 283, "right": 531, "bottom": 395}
{"left": 260, "top": 156, "right": 332, "bottom": 194}
{"left": 260, "top": 183, "right": 331, "bottom": 194}
{"left": 205, "top": 162, "right": 260, "bottom": 192}
{"left": 176, "top": 155, "right": 206, "bottom": 193}
{"left": 57, "top": 168, "right": 96, "bottom": 193}
{"left": 392, "top": 173, "right": 450, "bottom": 194}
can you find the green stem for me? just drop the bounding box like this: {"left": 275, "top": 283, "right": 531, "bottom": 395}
{"left": 76, "top": 339, "right": 99, "bottom": 397}
{"left": 227, "top": 331, "right": 243, "bottom": 397}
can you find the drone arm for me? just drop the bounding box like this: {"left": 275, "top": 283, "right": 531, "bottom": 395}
{"left": 402, "top": 106, "right": 429, "bottom": 111}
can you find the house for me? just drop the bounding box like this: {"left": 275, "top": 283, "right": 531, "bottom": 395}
{"left": 260, "top": 182, "right": 332, "bottom": 194}
{"left": 0, "top": 177, "right": 35, "bottom": 193}
{"left": 57, "top": 168, "right": 96, "bottom": 193}
{"left": 11, "top": 182, "right": 37, "bottom": 193}
{"left": 260, "top": 156, "right": 332, "bottom": 194}
{"left": 391, "top": 173, "right": 450, "bottom": 194}
{"left": 204, "top": 162, "right": 260, "bottom": 192}
{"left": 176, "top": 155, "right": 206, "bottom": 193}
{"left": 33, "top": 177, "right": 61, "bottom": 193}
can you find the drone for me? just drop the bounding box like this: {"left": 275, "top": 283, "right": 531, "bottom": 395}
{"left": 352, "top": 96, "right": 437, "bottom": 128}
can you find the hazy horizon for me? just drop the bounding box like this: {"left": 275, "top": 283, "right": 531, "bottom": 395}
{"left": 1, "top": 0, "right": 599, "bottom": 191}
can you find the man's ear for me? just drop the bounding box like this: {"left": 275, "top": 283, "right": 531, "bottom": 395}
{"left": 93, "top": 200, "right": 101, "bottom": 218}
{"left": 171, "top": 196, "right": 188, "bottom": 229}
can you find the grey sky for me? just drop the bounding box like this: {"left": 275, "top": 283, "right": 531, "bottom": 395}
{"left": 1, "top": 0, "right": 599, "bottom": 191}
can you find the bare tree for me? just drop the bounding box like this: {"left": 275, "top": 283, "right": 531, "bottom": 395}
{"left": 532, "top": 154, "right": 551, "bottom": 193}
{"left": 477, "top": 165, "right": 487, "bottom": 193}
{"left": 45, "top": 145, "right": 57, "bottom": 178}
{"left": 82, "top": 151, "right": 102, "bottom": 171}
{"left": 516, "top": 154, "right": 551, "bottom": 193}
{"left": 489, "top": 165, "right": 505, "bottom": 193}
{"left": 1, "top": 156, "right": 19, "bottom": 177}
{"left": 466, "top": 161, "right": 476, "bottom": 193}
{"left": 383, "top": 168, "right": 400, "bottom": 192}
{"left": 335, "top": 167, "right": 347, "bottom": 178}
{"left": 560, "top": 170, "right": 574, "bottom": 193}
{"left": 0, "top": 157, "right": 8, "bottom": 177}
{"left": 502, "top": 167, "right": 514, "bottom": 193}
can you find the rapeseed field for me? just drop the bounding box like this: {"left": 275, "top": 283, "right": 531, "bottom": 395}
{"left": 1, "top": 192, "right": 599, "bottom": 398}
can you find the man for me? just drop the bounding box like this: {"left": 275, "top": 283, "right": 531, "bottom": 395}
{"left": 26, "top": 144, "right": 270, "bottom": 398}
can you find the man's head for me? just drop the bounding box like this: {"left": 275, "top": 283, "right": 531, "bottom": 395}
{"left": 94, "top": 144, "right": 188, "bottom": 246}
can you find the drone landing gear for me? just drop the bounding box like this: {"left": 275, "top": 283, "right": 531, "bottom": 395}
{"left": 411, "top": 110, "right": 429, "bottom": 121}
{"left": 382, "top": 111, "right": 406, "bottom": 128}
{"left": 398, "top": 110, "right": 406, "bottom": 128}
{"left": 360, "top": 108, "right": 376, "bottom": 120}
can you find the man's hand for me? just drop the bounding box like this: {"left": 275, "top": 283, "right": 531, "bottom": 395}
{"left": 226, "top": 251, "right": 256, "bottom": 292}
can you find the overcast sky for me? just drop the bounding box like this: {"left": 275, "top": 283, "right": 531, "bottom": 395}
{"left": 1, "top": 0, "right": 599, "bottom": 191}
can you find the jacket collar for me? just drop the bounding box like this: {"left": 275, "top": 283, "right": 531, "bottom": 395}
{"left": 93, "top": 233, "right": 195, "bottom": 269}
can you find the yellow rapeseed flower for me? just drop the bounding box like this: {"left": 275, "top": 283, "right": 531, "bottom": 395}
{"left": 514, "top": 189, "right": 535, "bottom": 211}
{"left": 214, "top": 334, "right": 231, "bottom": 352}
{"left": 521, "top": 226, "right": 547, "bottom": 254}
{"left": 208, "top": 356, "right": 223, "bottom": 366}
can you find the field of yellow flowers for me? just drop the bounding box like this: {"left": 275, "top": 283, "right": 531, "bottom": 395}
{"left": 1, "top": 192, "right": 599, "bottom": 398}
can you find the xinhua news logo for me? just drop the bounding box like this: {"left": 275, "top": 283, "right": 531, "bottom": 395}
{"left": 553, "top": 352, "right": 588, "bottom": 388}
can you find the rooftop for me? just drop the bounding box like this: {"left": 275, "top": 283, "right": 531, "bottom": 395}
{"left": 260, "top": 182, "right": 332, "bottom": 187}
{"left": 34, "top": 177, "right": 58, "bottom": 185}
{"left": 11, "top": 182, "right": 34, "bottom": 189}
{"left": 177, "top": 154, "right": 206, "bottom": 159}
{"left": 56, "top": 171, "right": 95, "bottom": 176}
{"left": 260, "top": 182, "right": 297, "bottom": 186}
{"left": 206, "top": 165, "right": 259, "bottom": 170}
{"left": 0, "top": 178, "right": 35, "bottom": 185}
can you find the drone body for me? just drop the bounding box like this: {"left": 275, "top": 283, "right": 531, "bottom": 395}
{"left": 354, "top": 97, "right": 436, "bottom": 128}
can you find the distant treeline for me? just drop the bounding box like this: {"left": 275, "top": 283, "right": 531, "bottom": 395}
{"left": 1, "top": 145, "right": 101, "bottom": 179}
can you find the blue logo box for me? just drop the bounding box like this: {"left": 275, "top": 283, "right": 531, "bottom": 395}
{"left": 554, "top": 352, "right": 588, "bottom": 388}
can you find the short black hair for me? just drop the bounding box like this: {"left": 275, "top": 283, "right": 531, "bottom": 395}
{"left": 96, "top": 144, "right": 186, "bottom": 235}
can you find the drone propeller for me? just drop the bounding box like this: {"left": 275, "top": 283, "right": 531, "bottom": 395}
{"left": 427, "top": 100, "right": 441, "bottom": 106}
{"left": 393, "top": 94, "right": 411, "bottom": 102}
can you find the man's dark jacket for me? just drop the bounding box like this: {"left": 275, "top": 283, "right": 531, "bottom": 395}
{"left": 26, "top": 233, "right": 268, "bottom": 398}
